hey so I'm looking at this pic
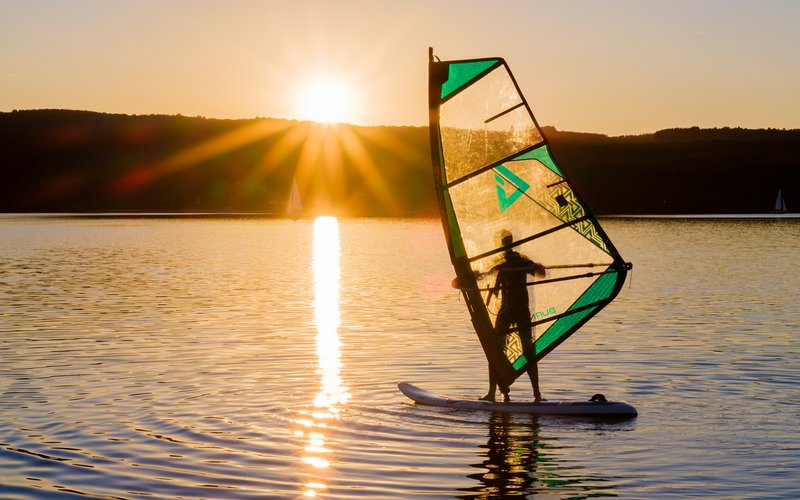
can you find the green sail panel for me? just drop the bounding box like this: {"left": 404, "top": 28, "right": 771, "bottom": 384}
{"left": 428, "top": 50, "right": 630, "bottom": 389}
{"left": 531, "top": 270, "right": 622, "bottom": 360}
{"left": 441, "top": 59, "right": 500, "bottom": 100}
{"left": 513, "top": 145, "right": 563, "bottom": 177}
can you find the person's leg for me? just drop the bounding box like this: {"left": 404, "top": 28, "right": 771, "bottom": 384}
{"left": 519, "top": 318, "right": 543, "bottom": 401}
{"left": 481, "top": 363, "right": 497, "bottom": 401}
{"left": 526, "top": 361, "right": 542, "bottom": 402}
{"left": 484, "top": 314, "right": 511, "bottom": 402}
{"left": 500, "top": 382, "right": 510, "bottom": 402}
{"left": 481, "top": 364, "right": 511, "bottom": 402}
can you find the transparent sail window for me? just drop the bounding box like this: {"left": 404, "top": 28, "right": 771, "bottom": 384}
{"left": 439, "top": 65, "right": 543, "bottom": 182}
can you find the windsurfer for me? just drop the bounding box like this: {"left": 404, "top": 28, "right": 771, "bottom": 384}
{"left": 481, "top": 230, "right": 546, "bottom": 403}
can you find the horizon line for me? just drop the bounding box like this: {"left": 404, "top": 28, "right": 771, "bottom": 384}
{"left": 3, "top": 107, "right": 800, "bottom": 138}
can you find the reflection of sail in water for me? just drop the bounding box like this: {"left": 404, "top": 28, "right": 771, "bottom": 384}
{"left": 461, "top": 414, "right": 618, "bottom": 497}
{"left": 296, "top": 216, "right": 350, "bottom": 498}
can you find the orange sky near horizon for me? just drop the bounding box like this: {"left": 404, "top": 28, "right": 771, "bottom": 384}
{"left": 1, "top": 0, "right": 799, "bottom": 136}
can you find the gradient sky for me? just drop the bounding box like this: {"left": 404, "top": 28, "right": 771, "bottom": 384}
{"left": 1, "top": 0, "right": 799, "bottom": 135}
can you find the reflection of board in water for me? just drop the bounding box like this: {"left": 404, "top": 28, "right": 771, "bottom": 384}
{"left": 399, "top": 383, "right": 637, "bottom": 417}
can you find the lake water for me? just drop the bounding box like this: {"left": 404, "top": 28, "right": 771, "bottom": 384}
{"left": 1, "top": 215, "right": 798, "bottom": 499}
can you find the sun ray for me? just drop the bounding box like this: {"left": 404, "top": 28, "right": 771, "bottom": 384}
{"left": 354, "top": 126, "right": 428, "bottom": 165}
{"left": 238, "top": 123, "right": 310, "bottom": 210}
{"left": 107, "top": 119, "right": 295, "bottom": 196}
{"left": 100, "top": 110, "right": 422, "bottom": 217}
{"left": 336, "top": 126, "right": 403, "bottom": 215}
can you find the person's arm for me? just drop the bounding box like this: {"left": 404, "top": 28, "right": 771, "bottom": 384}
{"left": 525, "top": 258, "right": 545, "bottom": 278}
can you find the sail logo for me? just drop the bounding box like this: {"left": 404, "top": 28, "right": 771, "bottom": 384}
{"left": 494, "top": 165, "right": 530, "bottom": 213}
{"left": 533, "top": 307, "right": 557, "bottom": 319}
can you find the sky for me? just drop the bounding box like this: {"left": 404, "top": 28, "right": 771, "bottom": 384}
{"left": 1, "top": 0, "right": 799, "bottom": 136}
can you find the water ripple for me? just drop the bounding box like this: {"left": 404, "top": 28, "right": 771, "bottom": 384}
{"left": 1, "top": 217, "right": 798, "bottom": 498}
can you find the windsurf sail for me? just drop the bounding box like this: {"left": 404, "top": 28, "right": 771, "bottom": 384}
{"left": 428, "top": 48, "right": 631, "bottom": 389}
{"left": 286, "top": 176, "right": 303, "bottom": 217}
{"left": 772, "top": 189, "right": 788, "bottom": 213}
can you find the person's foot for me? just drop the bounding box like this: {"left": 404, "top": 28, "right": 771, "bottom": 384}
{"left": 480, "top": 393, "right": 495, "bottom": 402}
{"left": 534, "top": 393, "right": 545, "bottom": 402}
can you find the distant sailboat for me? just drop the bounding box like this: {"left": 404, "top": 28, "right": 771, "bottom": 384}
{"left": 772, "top": 189, "right": 788, "bottom": 213}
{"left": 285, "top": 177, "right": 303, "bottom": 218}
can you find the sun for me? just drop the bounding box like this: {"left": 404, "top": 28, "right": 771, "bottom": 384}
{"left": 296, "top": 79, "right": 356, "bottom": 124}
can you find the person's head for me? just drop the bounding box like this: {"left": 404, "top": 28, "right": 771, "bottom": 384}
{"left": 496, "top": 229, "right": 513, "bottom": 247}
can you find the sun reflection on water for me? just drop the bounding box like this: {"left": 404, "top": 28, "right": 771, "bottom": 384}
{"left": 297, "top": 216, "right": 350, "bottom": 497}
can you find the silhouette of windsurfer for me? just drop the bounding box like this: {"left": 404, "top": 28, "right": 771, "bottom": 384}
{"left": 481, "top": 230, "right": 546, "bottom": 403}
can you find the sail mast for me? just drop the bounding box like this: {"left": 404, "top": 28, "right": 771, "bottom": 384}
{"left": 429, "top": 48, "right": 514, "bottom": 384}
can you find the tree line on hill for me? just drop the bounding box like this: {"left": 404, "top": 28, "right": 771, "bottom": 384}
{"left": 0, "top": 109, "right": 797, "bottom": 215}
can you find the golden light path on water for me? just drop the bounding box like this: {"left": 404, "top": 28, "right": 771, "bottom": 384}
{"left": 297, "top": 216, "right": 350, "bottom": 498}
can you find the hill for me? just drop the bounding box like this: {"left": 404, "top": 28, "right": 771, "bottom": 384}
{"left": 544, "top": 126, "right": 800, "bottom": 214}
{"left": 1, "top": 110, "right": 797, "bottom": 215}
